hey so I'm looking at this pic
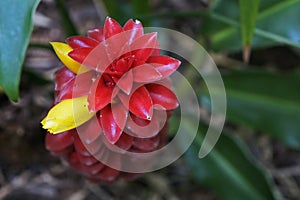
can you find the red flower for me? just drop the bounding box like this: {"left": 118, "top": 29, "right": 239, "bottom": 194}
{"left": 42, "top": 17, "right": 180, "bottom": 183}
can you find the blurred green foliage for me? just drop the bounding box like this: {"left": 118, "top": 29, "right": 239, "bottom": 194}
{"left": 185, "top": 122, "right": 280, "bottom": 200}
{"left": 201, "top": 69, "right": 300, "bottom": 149}
{"left": 204, "top": 0, "right": 300, "bottom": 52}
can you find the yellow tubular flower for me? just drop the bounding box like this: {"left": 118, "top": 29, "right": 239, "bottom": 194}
{"left": 50, "top": 42, "right": 89, "bottom": 74}
{"left": 41, "top": 96, "right": 95, "bottom": 134}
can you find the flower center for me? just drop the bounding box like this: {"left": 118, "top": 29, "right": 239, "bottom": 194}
{"left": 111, "top": 54, "right": 135, "bottom": 73}
{"left": 103, "top": 74, "right": 115, "bottom": 87}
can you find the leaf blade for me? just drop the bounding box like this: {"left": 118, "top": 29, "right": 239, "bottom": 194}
{"left": 183, "top": 122, "right": 280, "bottom": 200}
{"left": 239, "top": 0, "right": 260, "bottom": 61}
{"left": 0, "top": 0, "right": 40, "bottom": 101}
{"left": 210, "top": 0, "right": 300, "bottom": 52}
{"left": 201, "top": 69, "right": 300, "bottom": 149}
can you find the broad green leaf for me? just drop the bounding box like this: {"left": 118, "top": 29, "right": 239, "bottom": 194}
{"left": 204, "top": 0, "right": 300, "bottom": 52}
{"left": 239, "top": 0, "right": 260, "bottom": 61}
{"left": 0, "top": 0, "right": 40, "bottom": 101}
{"left": 183, "top": 122, "right": 280, "bottom": 200}
{"left": 201, "top": 69, "right": 300, "bottom": 149}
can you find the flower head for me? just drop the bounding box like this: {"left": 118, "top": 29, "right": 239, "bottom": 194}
{"left": 42, "top": 17, "right": 180, "bottom": 144}
{"left": 42, "top": 17, "right": 180, "bottom": 183}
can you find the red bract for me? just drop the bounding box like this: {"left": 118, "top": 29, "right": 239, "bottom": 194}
{"left": 55, "top": 17, "right": 180, "bottom": 144}
{"left": 45, "top": 118, "right": 170, "bottom": 182}
{"left": 44, "top": 17, "right": 181, "bottom": 183}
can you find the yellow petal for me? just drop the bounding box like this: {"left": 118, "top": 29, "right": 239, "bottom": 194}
{"left": 50, "top": 42, "right": 89, "bottom": 74}
{"left": 41, "top": 96, "right": 95, "bottom": 134}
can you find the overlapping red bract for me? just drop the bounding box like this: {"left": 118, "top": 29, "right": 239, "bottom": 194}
{"left": 46, "top": 17, "right": 180, "bottom": 183}
{"left": 46, "top": 119, "right": 169, "bottom": 182}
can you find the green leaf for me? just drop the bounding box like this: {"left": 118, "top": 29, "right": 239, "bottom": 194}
{"left": 201, "top": 69, "right": 300, "bottom": 149}
{"left": 184, "top": 123, "right": 280, "bottom": 200}
{"left": 206, "top": 0, "right": 300, "bottom": 52}
{"left": 0, "top": 0, "right": 40, "bottom": 101}
{"left": 239, "top": 0, "right": 260, "bottom": 61}
{"left": 239, "top": 0, "right": 260, "bottom": 45}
